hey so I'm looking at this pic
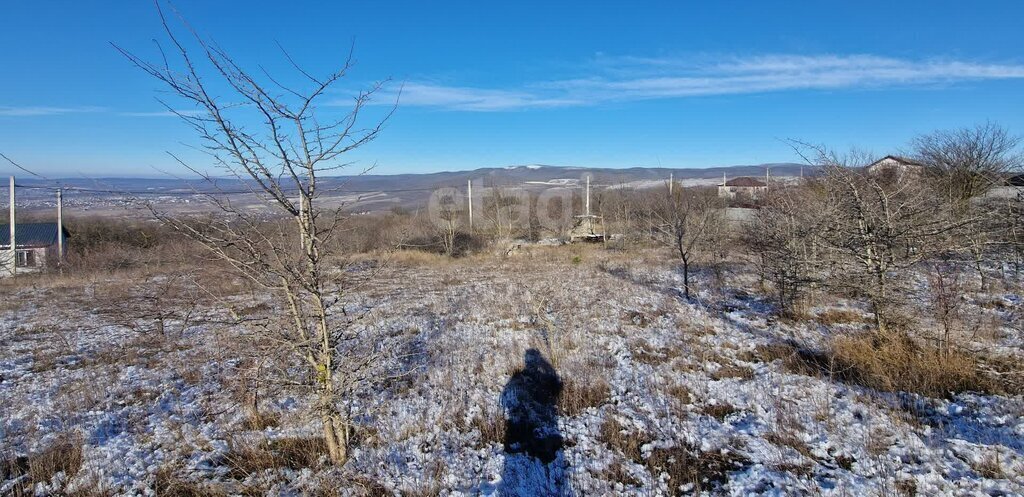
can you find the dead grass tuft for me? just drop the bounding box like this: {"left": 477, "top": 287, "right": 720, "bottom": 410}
{"left": 558, "top": 377, "right": 611, "bottom": 417}
{"left": 2, "top": 433, "right": 84, "bottom": 497}
{"left": 757, "top": 335, "right": 1013, "bottom": 398}
{"left": 827, "top": 334, "right": 1002, "bottom": 397}
{"left": 469, "top": 411, "right": 506, "bottom": 448}
{"left": 710, "top": 362, "right": 755, "bottom": 381}
{"left": 223, "top": 436, "right": 327, "bottom": 477}
{"left": 597, "top": 417, "right": 652, "bottom": 463}
{"left": 702, "top": 403, "right": 740, "bottom": 421}
{"left": 816, "top": 308, "right": 868, "bottom": 325}
{"left": 151, "top": 465, "right": 228, "bottom": 497}
{"left": 646, "top": 442, "right": 749, "bottom": 494}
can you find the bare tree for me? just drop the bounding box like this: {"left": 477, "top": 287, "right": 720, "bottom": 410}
{"left": 913, "top": 122, "right": 1022, "bottom": 205}
{"left": 913, "top": 123, "right": 1023, "bottom": 290}
{"left": 810, "top": 151, "right": 970, "bottom": 335}
{"left": 435, "top": 191, "right": 463, "bottom": 257}
{"left": 653, "top": 183, "right": 722, "bottom": 300}
{"left": 115, "top": 4, "right": 395, "bottom": 464}
{"left": 746, "top": 182, "right": 826, "bottom": 317}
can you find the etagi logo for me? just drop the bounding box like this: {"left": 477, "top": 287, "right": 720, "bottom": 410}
{"left": 426, "top": 175, "right": 589, "bottom": 234}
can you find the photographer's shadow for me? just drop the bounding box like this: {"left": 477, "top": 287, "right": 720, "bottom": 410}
{"left": 498, "top": 348, "right": 570, "bottom": 496}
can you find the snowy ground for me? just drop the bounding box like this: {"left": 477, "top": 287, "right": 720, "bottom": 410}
{"left": 1, "top": 248, "right": 1022, "bottom": 496}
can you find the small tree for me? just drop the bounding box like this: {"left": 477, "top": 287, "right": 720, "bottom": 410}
{"left": 913, "top": 123, "right": 1022, "bottom": 290}
{"left": 811, "top": 152, "right": 968, "bottom": 335}
{"left": 746, "top": 183, "right": 826, "bottom": 317}
{"left": 913, "top": 122, "right": 1022, "bottom": 206}
{"left": 653, "top": 183, "right": 722, "bottom": 300}
{"left": 116, "top": 4, "right": 394, "bottom": 464}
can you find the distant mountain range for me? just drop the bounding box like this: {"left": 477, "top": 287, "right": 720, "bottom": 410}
{"left": 11, "top": 163, "right": 811, "bottom": 214}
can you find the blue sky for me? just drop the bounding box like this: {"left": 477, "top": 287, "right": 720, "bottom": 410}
{"left": 2, "top": 1, "right": 1023, "bottom": 177}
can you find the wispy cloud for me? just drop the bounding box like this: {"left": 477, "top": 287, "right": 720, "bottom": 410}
{"left": 386, "top": 54, "right": 1024, "bottom": 111}
{"left": 384, "top": 83, "right": 582, "bottom": 111}
{"left": 119, "top": 109, "right": 206, "bottom": 117}
{"left": 0, "top": 105, "right": 105, "bottom": 116}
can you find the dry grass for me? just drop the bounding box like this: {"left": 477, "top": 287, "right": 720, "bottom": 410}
{"left": 469, "top": 411, "right": 506, "bottom": 448}
{"left": 664, "top": 383, "right": 693, "bottom": 405}
{"left": 151, "top": 465, "right": 229, "bottom": 497}
{"left": 597, "top": 417, "right": 652, "bottom": 463}
{"left": 753, "top": 334, "right": 1013, "bottom": 398}
{"left": 558, "top": 377, "right": 611, "bottom": 417}
{"left": 702, "top": 403, "right": 740, "bottom": 421}
{"left": 1, "top": 433, "right": 84, "bottom": 497}
{"left": 223, "top": 436, "right": 327, "bottom": 477}
{"left": 646, "top": 442, "right": 749, "bottom": 494}
{"left": 827, "top": 334, "right": 1002, "bottom": 397}
{"left": 709, "top": 362, "right": 755, "bottom": 381}
{"left": 816, "top": 308, "right": 868, "bottom": 326}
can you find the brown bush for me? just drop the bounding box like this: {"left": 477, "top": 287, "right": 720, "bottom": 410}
{"left": 827, "top": 334, "right": 1001, "bottom": 398}
{"left": 765, "top": 334, "right": 1011, "bottom": 398}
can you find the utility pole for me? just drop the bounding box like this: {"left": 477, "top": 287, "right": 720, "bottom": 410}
{"left": 585, "top": 175, "right": 591, "bottom": 216}
{"left": 8, "top": 176, "right": 15, "bottom": 277}
{"left": 766, "top": 167, "right": 770, "bottom": 184}
{"left": 467, "top": 179, "right": 473, "bottom": 232}
{"left": 669, "top": 172, "right": 673, "bottom": 195}
{"left": 56, "top": 188, "right": 64, "bottom": 274}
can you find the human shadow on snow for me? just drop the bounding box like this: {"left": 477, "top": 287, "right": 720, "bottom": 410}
{"left": 498, "top": 348, "right": 571, "bottom": 496}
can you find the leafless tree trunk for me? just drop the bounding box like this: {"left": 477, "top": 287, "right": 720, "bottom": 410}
{"left": 115, "top": 4, "right": 395, "bottom": 465}
{"left": 653, "top": 182, "right": 722, "bottom": 300}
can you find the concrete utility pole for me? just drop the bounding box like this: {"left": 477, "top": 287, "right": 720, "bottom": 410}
{"left": 585, "top": 175, "right": 591, "bottom": 216}
{"left": 467, "top": 179, "right": 473, "bottom": 231}
{"left": 8, "top": 176, "right": 15, "bottom": 276}
{"left": 56, "top": 188, "right": 64, "bottom": 273}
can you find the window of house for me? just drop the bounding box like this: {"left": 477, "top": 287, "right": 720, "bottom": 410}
{"left": 15, "top": 250, "right": 33, "bottom": 267}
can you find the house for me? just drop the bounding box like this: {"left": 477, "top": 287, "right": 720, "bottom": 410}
{"left": 718, "top": 177, "right": 768, "bottom": 200}
{"left": 984, "top": 173, "right": 1024, "bottom": 200}
{"left": 1, "top": 222, "right": 68, "bottom": 273}
{"left": 866, "top": 155, "right": 925, "bottom": 179}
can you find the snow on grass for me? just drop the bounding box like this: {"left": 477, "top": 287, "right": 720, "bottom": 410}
{"left": 1, "top": 251, "right": 1022, "bottom": 495}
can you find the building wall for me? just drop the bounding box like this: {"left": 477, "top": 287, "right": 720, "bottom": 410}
{"left": 718, "top": 185, "right": 768, "bottom": 199}
{"left": 0, "top": 250, "right": 12, "bottom": 277}
{"left": 0, "top": 246, "right": 53, "bottom": 276}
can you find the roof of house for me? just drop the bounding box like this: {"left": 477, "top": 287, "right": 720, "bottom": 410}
{"left": 722, "top": 177, "right": 767, "bottom": 187}
{"left": 867, "top": 155, "right": 925, "bottom": 169}
{"left": 0, "top": 223, "right": 67, "bottom": 247}
{"left": 1006, "top": 173, "right": 1024, "bottom": 187}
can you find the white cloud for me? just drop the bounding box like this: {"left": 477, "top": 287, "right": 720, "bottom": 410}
{"left": 0, "top": 105, "right": 105, "bottom": 116}
{"left": 387, "top": 54, "right": 1024, "bottom": 111}
{"left": 382, "top": 82, "right": 582, "bottom": 111}
{"left": 119, "top": 109, "right": 206, "bottom": 117}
